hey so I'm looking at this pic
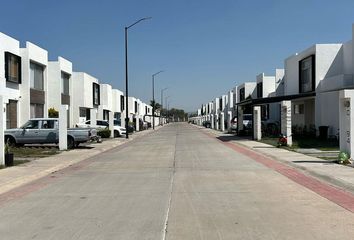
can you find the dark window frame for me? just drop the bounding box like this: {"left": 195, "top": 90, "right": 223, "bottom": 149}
{"left": 5, "top": 52, "right": 22, "bottom": 84}
{"left": 239, "top": 88, "right": 245, "bottom": 101}
{"left": 120, "top": 95, "right": 125, "bottom": 111}
{"left": 61, "top": 71, "right": 70, "bottom": 95}
{"left": 257, "top": 82, "right": 263, "bottom": 98}
{"left": 299, "top": 55, "right": 316, "bottom": 93}
{"left": 92, "top": 83, "right": 100, "bottom": 106}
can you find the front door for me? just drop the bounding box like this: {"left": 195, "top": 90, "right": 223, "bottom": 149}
{"left": 6, "top": 100, "right": 17, "bottom": 129}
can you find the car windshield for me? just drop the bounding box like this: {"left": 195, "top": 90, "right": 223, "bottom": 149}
{"left": 21, "top": 120, "right": 39, "bottom": 129}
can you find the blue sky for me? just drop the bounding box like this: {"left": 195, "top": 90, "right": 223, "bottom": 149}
{"left": 1, "top": 0, "right": 354, "bottom": 112}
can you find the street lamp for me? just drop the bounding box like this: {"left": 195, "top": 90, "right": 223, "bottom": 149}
{"left": 152, "top": 70, "right": 164, "bottom": 130}
{"left": 161, "top": 87, "right": 168, "bottom": 125}
{"left": 124, "top": 17, "right": 151, "bottom": 139}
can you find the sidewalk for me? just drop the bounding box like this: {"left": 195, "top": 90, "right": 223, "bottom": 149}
{"left": 199, "top": 126, "right": 354, "bottom": 194}
{"left": 0, "top": 126, "right": 163, "bottom": 195}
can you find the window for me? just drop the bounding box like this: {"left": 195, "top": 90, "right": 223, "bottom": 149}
{"left": 219, "top": 99, "right": 222, "bottom": 110}
{"left": 145, "top": 106, "right": 148, "bottom": 114}
{"left": 239, "top": 88, "right": 245, "bottom": 101}
{"left": 92, "top": 83, "right": 100, "bottom": 105}
{"left": 120, "top": 95, "right": 125, "bottom": 111}
{"left": 22, "top": 120, "right": 39, "bottom": 129}
{"left": 103, "top": 110, "right": 109, "bottom": 120}
{"left": 257, "top": 82, "right": 263, "bottom": 98}
{"left": 41, "top": 120, "right": 55, "bottom": 129}
{"left": 299, "top": 55, "right": 315, "bottom": 93}
{"left": 30, "top": 104, "right": 44, "bottom": 118}
{"left": 30, "top": 62, "right": 44, "bottom": 90}
{"left": 5, "top": 52, "right": 21, "bottom": 83}
{"left": 135, "top": 101, "right": 138, "bottom": 113}
{"left": 61, "top": 72, "right": 70, "bottom": 95}
{"left": 79, "top": 107, "right": 87, "bottom": 117}
{"left": 294, "top": 104, "right": 304, "bottom": 114}
{"left": 114, "top": 112, "right": 121, "bottom": 122}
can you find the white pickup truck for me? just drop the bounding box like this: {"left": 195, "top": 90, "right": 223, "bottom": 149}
{"left": 5, "top": 118, "right": 97, "bottom": 149}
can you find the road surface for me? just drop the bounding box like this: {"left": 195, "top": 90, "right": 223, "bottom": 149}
{"left": 1, "top": 123, "right": 354, "bottom": 239}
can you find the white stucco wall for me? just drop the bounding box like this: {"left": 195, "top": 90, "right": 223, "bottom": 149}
{"left": 47, "top": 57, "right": 73, "bottom": 126}
{"left": 256, "top": 73, "right": 275, "bottom": 98}
{"left": 112, "top": 89, "right": 123, "bottom": 114}
{"left": 20, "top": 41, "right": 48, "bottom": 125}
{"left": 237, "top": 82, "right": 256, "bottom": 102}
{"left": 72, "top": 72, "right": 99, "bottom": 124}
{"left": 0, "top": 32, "right": 22, "bottom": 128}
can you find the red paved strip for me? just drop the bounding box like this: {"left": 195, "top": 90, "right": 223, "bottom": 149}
{"left": 203, "top": 130, "right": 354, "bottom": 213}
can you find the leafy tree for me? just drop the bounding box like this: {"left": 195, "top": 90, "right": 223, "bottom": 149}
{"left": 150, "top": 100, "right": 162, "bottom": 110}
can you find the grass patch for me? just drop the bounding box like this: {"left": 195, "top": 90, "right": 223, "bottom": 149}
{"left": 10, "top": 147, "right": 60, "bottom": 158}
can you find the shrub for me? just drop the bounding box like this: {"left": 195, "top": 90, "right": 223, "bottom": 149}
{"left": 48, "top": 108, "right": 59, "bottom": 118}
{"left": 97, "top": 129, "right": 111, "bottom": 138}
{"left": 338, "top": 151, "right": 351, "bottom": 164}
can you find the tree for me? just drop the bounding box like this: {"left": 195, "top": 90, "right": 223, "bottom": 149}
{"left": 150, "top": 100, "right": 162, "bottom": 110}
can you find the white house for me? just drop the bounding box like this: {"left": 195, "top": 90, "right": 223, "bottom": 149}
{"left": 112, "top": 88, "right": 124, "bottom": 124}
{"left": 283, "top": 43, "right": 343, "bottom": 136}
{"left": 98, "top": 83, "right": 113, "bottom": 121}
{"left": 0, "top": 32, "right": 22, "bottom": 129}
{"left": 47, "top": 57, "right": 73, "bottom": 126}
{"left": 20, "top": 41, "right": 49, "bottom": 124}
{"left": 72, "top": 72, "right": 100, "bottom": 125}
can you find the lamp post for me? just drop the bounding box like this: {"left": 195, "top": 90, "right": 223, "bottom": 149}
{"left": 165, "top": 96, "right": 170, "bottom": 123}
{"left": 161, "top": 87, "right": 168, "bottom": 125}
{"left": 124, "top": 17, "right": 151, "bottom": 139}
{"left": 152, "top": 70, "right": 164, "bottom": 130}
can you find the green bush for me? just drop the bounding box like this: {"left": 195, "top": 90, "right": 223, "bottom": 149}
{"left": 48, "top": 108, "right": 59, "bottom": 118}
{"left": 97, "top": 129, "right": 111, "bottom": 138}
{"left": 338, "top": 151, "right": 351, "bottom": 164}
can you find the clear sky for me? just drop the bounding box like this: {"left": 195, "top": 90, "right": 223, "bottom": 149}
{"left": 1, "top": 0, "right": 354, "bottom": 112}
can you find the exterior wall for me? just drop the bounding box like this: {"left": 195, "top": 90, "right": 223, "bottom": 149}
{"left": 316, "top": 91, "right": 340, "bottom": 136}
{"left": 20, "top": 41, "right": 49, "bottom": 125}
{"left": 275, "top": 69, "right": 285, "bottom": 96}
{"left": 98, "top": 83, "right": 113, "bottom": 120}
{"left": 237, "top": 82, "right": 257, "bottom": 102}
{"left": 284, "top": 44, "right": 343, "bottom": 96}
{"left": 47, "top": 57, "right": 73, "bottom": 126}
{"left": 128, "top": 97, "right": 137, "bottom": 121}
{"left": 256, "top": 73, "right": 275, "bottom": 98}
{"left": 112, "top": 89, "right": 123, "bottom": 121}
{"left": 0, "top": 33, "right": 22, "bottom": 128}
{"left": 72, "top": 72, "right": 99, "bottom": 125}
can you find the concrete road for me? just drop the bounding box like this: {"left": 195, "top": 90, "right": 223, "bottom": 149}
{"left": 1, "top": 123, "right": 354, "bottom": 239}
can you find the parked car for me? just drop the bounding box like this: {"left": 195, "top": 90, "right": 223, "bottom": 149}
{"left": 5, "top": 118, "right": 97, "bottom": 149}
{"left": 76, "top": 119, "right": 126, "bottom": 137}
{"left": 202, "top": 120, "right": 211, "bottom": 128}
{"left": 230, "top": 116, "right": 238, "bottom": 132}
{"left": 113, "top": 120, "right": 127, "bottom": 137}
{"left": 243, "top": 114, "right": 253, "bottom": 129}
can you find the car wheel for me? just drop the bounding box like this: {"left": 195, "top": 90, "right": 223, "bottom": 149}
{"left": 67, "top": 136, "right": 75, "bottom": 149}
{"left": 5, "top": 136, "right": 16, "bottom": 147}
{"left": 114, "top": 130, "right": 120, "bottom": 138}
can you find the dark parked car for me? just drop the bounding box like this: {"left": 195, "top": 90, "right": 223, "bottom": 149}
{"left": 203, "top": 120, "right": 211, "bottom": 128}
